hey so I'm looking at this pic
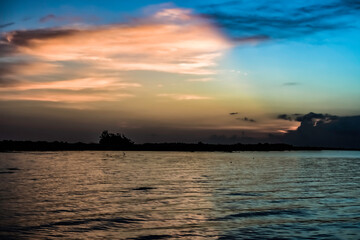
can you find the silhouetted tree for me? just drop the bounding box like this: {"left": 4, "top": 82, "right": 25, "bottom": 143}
{"left": 99, "top": 130, "right": 134, "bottom": 146}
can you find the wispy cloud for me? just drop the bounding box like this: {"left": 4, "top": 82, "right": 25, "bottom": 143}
{"left": 0, "top": 91, "right": 134, "bottom": 103}
{"left": 283, "top": 82, "right": 300, "bottom": 86}
{"left": 0, "top": 61, "right": 60, "bottom": 77}
{"left": 158, "top": 94, "right": 212, "bottom": 100}
{"left": 39, "top": 14, "right": 93, "bottom": 24}
{"left": 237, "top": 117, "right": 256, "bottom": 123}
{"left": 39, "top": 14, "right": 57, "bottom": 23}
{"left": 0, "top": 22, "right": 14, "bottom": 29}
{"left": 0, "top": 78, "right": 141, "bottom": 91}
{"left": 229, "top": 112, "right": 256, "bottom": 122}
{"left": 186, "top": 77, "right": 213, "bottom": 82}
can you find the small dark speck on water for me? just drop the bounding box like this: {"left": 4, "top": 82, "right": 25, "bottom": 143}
{"left": 7, "top": 168, "right": 20, "bottom": 171}
{"left": 132, "top": 187, "right": 156, "bottom": 191}
{"left": 129, "top": 234, "right": 172, "bottom": 240}
{"left": 0, "top": 171, "right": 15, "bottom": 174}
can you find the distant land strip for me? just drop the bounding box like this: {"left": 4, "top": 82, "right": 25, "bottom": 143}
{"left": 1, "top": 140, "right": 359, "bottom": 152}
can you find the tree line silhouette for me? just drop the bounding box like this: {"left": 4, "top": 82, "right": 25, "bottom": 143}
{"left": 99, "top": 130, "right": 134, "bottom": 146}
{"left": 0, "top": 130, "right": 353, "bottom": 152}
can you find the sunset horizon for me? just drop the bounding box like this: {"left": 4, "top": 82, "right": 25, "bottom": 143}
{"left": 1, "top": 1, "right": 360, "bottom": 148}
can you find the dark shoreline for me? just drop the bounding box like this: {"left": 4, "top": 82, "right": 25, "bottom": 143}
{"left": 1, "top": 140, "right": 359, "bottom": 152}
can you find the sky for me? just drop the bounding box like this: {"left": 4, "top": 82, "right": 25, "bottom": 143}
{"left": 1, "top": 0, "right": 360, "bottom": 147}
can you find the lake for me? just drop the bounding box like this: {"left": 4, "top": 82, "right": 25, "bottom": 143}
{"left": 0, "top": 151, "right": 359, "bottom": 239}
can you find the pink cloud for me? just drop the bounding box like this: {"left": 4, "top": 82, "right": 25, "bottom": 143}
{"left": 0, "top": 78, "right": 141, "bottom": 91}
{"left": 5, "top": 8, "right": 231, "bottom": 75}
{"left": 158, "top": 94, "right": 212, "bottom": 100}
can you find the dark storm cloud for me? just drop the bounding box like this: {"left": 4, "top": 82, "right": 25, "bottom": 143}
{"left": 277, "top": 114, "right": 293, "bottom": 121}
{"left": 277, "top": 113, "right": 302, "bottom": 121}
{"left": 276, "top": 112, "right": 360, "bottom": 148}
{"left": 276, "top": 112, "right": 336, "bottom": 122}
{"left": 199, "top": 0, "right": 360, "bottom": 41}
{"left": 294, "top": 112, "right": 339, "bottom": 122}
{"left": 0, "top": 22, "right": 14, "bottom": 29}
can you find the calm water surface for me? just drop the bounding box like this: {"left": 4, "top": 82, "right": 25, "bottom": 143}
{"left": 0, "top": 151, "right": 359, "bottom": 239}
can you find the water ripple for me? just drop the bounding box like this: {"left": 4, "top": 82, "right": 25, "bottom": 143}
{"left": 0, "top": 151, "right": 359, "bottom": 239}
